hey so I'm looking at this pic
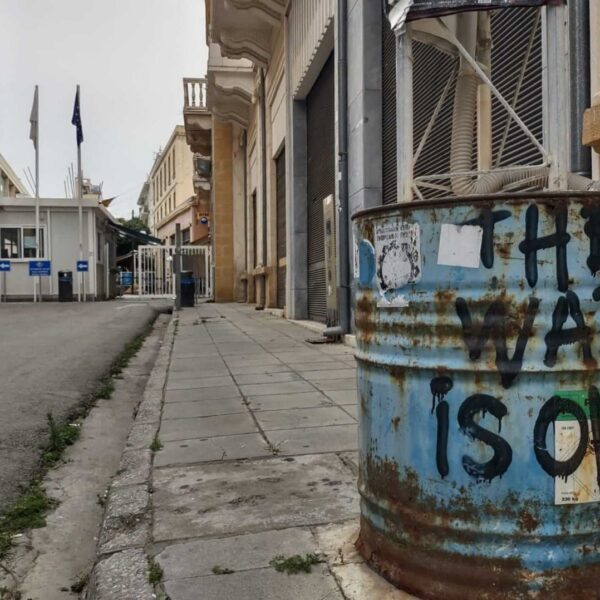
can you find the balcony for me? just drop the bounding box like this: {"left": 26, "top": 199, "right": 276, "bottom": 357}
{"left": 183, "top": 78, "right": 212, "bottom": 155}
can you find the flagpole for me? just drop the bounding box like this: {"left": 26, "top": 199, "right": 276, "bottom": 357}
{"left": 77, "top": 86, "right": 83, "bottom": 303}
{"left": 35, "top": 86, "right": 41, "bottom": 303}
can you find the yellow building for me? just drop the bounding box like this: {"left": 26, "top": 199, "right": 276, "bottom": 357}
{"left": 149, "top": 126, "right": 208, "bottom": 246}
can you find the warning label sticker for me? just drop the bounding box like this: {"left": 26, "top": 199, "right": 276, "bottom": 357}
{"left": 374, "top": 219, "right": 421, "bottom": 292}
{"left": 554, "top": 390, "right": 600, "bottom": 505}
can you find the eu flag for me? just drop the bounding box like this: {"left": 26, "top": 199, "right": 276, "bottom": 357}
{"left": 71, "top": 88, "right": 83, "bottom": 146}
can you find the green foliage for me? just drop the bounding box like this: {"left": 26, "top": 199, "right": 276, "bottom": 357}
{"left": 150, "top": 436, "right": 163, "bottom": 453}
{"left": 269, "top": 553, "right": 323, "bottom": 575}
{"left": 43, "top": 413, "right": 80, "bottom": 466}
{"left": 148, "top": 558, "right": 164, "bottom": 585}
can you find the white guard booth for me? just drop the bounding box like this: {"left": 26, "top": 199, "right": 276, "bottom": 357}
{"left": 0, "top": 196, "right": 118, "bottom": 301}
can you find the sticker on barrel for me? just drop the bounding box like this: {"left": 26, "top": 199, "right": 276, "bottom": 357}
{"left": 374, "top": 219, "right": 421, "bottom": 292}
{"left": 554, "top": 390, "right": 600, "bottom": 505}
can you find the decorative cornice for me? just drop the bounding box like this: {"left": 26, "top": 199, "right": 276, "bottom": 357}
{"left": 224, "top": 0, "right": 285, "bottom": 28}
{"left": 217, "top": 28, "right": 271, "bottom": 68}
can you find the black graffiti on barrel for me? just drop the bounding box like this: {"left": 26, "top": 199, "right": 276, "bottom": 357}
{"left": 533, "top": 395, "right": 589, "bottom": 479}
{"left": 455, "top": 297, "right": 540, "bottom": 389}
{"left": 519, "top": 204, "right": 570, "bottom": 293}
{"left": 544, "top": 290, "right": 594, "bottom": 368}
{"left": 430, "top": 378, "right": 600, "bottom": 482}
{"left": 462, "top": 209, "right": 511, "bottom": 269}
{"left": 430, "top": 376, "right": 453, "bottom": 414}
{"left": 581, "top": 205, "right": 600, "bottom": 302}
{"left": 457, "top": 394, "right": 512, "bottom": 482}
{"left": 431, "top": 376, "right": 453, "bottom": 479}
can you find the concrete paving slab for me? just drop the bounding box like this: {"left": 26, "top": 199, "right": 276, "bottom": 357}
{"left": 233, "top": 372, "right": 301, "bottom": 385}
{"left": 162, "top": 397, "right": 247, "bottom": 419}
{"left": 172, "top": 348, "right": 219, "bottom": 359}
{"left": 239, "top": 380, "right": 315, "bottom": 396}
{"left": 222, "top": 355, "right": 282, "bottom": 367}
{"left": 314, "top": 379, "right": 358, "bottom": 391}
{"left": 168, "top": 367, "right": 230, "bottom": 381}
{"left": 272, "top": 352, "right": 332, "bottom": 363}
{"left": 343, "top": 404, "right": 359, "bottom": 419}
{"left": 216, "top": 342, "right": 265, "bottom": 355}
{"left": 166, "top": 375, "right": 234, "bottom": 391}
{"left": 325, "top": 390, "right": 359, "bottom": 405}
{"left": 156, "top": 528, "right": 316, "bottom": 580}
{"left": 301, "top": 369, "right": 357, "bottom": 382}
{"left": 154, "top": 433, "right": 269, "bottom": 467}
{"left": 170, "top": 357, "right": 225, "bottom": 372}
{"left": 266, "top": 424, "right": 358, "bottom": 456}
{"left": 312, "top": 521, "right": 363, "bottom": 565}
{"left": 332, "top": 562, "right": 416, "bottom": 599}
{"left": 255, "top": 406, "right": 356, "bottom": 431}
{"left": 165, "top": 385, "right": 241, "bottom": 403}
{"left": 247, "top": 392, "right": 333, "bottom": 412}
{"left": 293, "top": 361, "right": 350, "bottom": 372}
{"left": 152, "top": 454, "right": 358, "bottom": 541}
{"left": 159, "top": 413, "right": 258, "bottom": 441}
{"left": 227, "top": 364, "right": 291, "bottom": 376}
{"left": 163, "top": 565, "right": 345, "bottom": 600}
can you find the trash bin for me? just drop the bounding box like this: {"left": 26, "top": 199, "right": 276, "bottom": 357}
{"left": 58, "top": 270, "right": 73, "bottom": 302}
{"left": 353, "top": 192, "right": 600, "bottom": 598}
{"left": 180, "top": 271, "right": 195, "bottom": 307}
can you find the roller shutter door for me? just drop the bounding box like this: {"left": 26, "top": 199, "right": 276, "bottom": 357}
{"left": 306, "top": 54, "right": 335, "bottom": 323}
{"left": 276, "top": 149, "right": 286, "bottom": 309}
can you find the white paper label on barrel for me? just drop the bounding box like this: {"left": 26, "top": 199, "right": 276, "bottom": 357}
{"left": 437, "top": 223, "right": 483, "bottom": 269}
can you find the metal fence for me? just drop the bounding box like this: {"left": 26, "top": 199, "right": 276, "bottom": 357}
{"left": 135, "top": 245, "right": 212, "bottom": 303}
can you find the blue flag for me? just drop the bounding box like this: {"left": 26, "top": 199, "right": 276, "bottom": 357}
{"left": 71, "top": 88, "right": 83, "bottom": 146}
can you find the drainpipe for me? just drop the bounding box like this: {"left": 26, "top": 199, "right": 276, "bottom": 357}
{"left": 334, "top": 0, "right": 351, "bottom": 335}
{"left": 257, "top": 67, "right": 268, "bottom": 310}
{"left": 569, "top": 0, "right": 591, "bottom": 177}
{"left": 242, "top": 129, "right": 248, "bottom": 302}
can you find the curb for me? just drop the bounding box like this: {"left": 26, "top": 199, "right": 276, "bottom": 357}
{"left": 85, "top": 313, "right": 177, "bottom": 600}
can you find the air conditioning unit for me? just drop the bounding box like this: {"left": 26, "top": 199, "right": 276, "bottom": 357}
{"left": 323, "top": 194, "right": 337, "bottom": 327}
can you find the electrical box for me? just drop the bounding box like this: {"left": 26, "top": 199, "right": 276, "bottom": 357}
{"left": 323, "top": 194, "right": 337, "bottom": 327}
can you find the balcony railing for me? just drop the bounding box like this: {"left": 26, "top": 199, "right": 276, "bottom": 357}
{"left": 183, "top": 78, "right": 208, "bottom": 111}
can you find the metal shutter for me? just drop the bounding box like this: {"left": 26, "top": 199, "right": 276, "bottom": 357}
{"left": 382, "top": 21, "right": 397, "bottom": 205}
{"left": 276, "top": 149, "right": 286, "bottom": 309}
{"left": 307, "top": 54, "right": 335, "bottom": 324}
{"left": 491, "top": 7, "right": 543, "bottom": 168}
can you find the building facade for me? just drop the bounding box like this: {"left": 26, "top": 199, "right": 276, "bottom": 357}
{"left": 0, "top": 152, "right": 28, "bottom": 197}
{"left": 185, "top": 0, "right": 599, "bottom": 329}
{"left": 148, "top": 126, "right": 208, "bottom": 246}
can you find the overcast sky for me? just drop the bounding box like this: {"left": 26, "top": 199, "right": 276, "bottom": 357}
{"left": 0, "top": 0, "right": 207, "bottom": 219}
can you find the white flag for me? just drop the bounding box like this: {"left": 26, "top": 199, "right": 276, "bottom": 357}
{"left": 29, "top": 86, "right": 39, "bottom": 150}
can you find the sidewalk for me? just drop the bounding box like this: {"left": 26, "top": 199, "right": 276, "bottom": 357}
{"left": 89, "top": 303, "right": 410, "bottom": 599}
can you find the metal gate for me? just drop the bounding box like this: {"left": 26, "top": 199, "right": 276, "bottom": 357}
{"left": 307, "top": 53, "right": 335, "bottom": 323}
{"left": 135, "top": 245, "right": 212, "bottom": 302}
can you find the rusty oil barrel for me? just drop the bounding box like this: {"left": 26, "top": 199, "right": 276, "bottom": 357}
{"left": 353, "top": 193, "right": 600, "bottom": 599}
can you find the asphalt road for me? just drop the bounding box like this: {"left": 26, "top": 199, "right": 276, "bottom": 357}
{"left": 0, "top": 300, "right": 170, "bottom": 509}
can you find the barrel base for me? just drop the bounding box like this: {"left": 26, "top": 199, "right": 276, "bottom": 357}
{"left": 357, "top": 516, "right": 600, "bottom": 600}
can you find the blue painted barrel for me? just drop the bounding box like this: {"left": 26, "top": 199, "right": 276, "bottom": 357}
{"left": 353, "top": 193, "right": 600, "bottom": 598}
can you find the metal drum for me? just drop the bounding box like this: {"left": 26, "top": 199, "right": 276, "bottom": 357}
{"left": 353, "top": 193, "right": 600, "bottom": 599}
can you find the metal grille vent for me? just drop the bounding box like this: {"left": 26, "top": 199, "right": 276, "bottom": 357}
{"left": 491, "top": 7, "right": 543, "bottom": 168}
{"left": 382, "top": 20, "right": 397, "bottom": 205}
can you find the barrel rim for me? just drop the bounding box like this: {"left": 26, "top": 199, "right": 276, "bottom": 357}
{"left": 351, "top": 190, "right": 600, "bottom": 222}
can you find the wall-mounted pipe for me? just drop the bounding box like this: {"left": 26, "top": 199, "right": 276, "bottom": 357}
{"left": 336, "top": 0, "right": 350, "bottom": 334}
{"left": 258, "top": 67, "right": 268, "bottom": 310}
{"left": 569, "top": 0, "right": 591, "bottom": 177}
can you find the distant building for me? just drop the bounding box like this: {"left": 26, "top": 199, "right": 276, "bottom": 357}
{"left": 0, "top": 153, "right": 28, "bottom": 197}
{"left": 149, "top": 126, "right": 208, "bottom": 245}
{"left": 137, "top": 180, "right": 151, "bottom": 225}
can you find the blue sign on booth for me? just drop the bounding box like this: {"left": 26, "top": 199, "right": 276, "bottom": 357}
{"left": 77, "top": 260, "right": 89, "bottom": 272}
{"left": 29, "top": 260, "right": 51, "bottom": 277}
{"left": 0, "top": 261, "right": 11, "bottom": 272}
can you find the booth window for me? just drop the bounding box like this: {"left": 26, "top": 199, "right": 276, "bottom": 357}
{"left": 1, "top": 227, "right": 44, "bottom": 258}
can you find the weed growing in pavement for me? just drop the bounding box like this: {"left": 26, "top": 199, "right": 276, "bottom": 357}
{"left": 269, "top": 553, "right": 324, "bottom": 575}
{"left": 93, "top": 378, "right": 115, "bottom": 401}
{"left": 148, "top": 558, "right": 164, "bottom": 584}
{"left": 266, "top": 440, "right": 284, "bottom": 456}
{"left": 150, "top": 436, "right": 163, "bottom": 452}
{"left": 42, "top": 413, "right": 80, "bottom": 467}
{"left": 110, "top": 331, "right": 148, "bottom": 378}
{"left": 0, "top": 483, "right": 56, "bottom": 559}
{"left": 211, "top": 566, "right": 235, "bottom": 575}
